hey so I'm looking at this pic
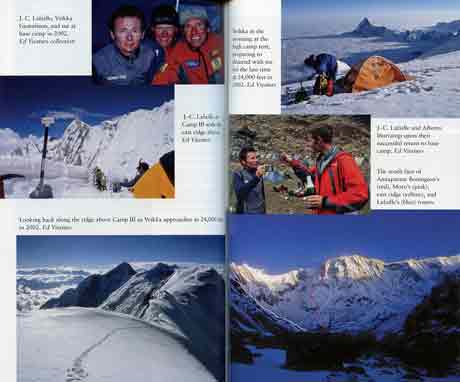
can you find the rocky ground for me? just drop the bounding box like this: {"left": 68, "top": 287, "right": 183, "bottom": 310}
{"left": 229, "top": 115, "right": 370, "bottom": 214}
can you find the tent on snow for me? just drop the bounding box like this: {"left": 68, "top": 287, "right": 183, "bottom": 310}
{"left": 343, "top": 56, "right": 409, "bottom": 93}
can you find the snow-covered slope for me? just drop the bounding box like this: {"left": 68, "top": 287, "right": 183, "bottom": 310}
{"left": 39, "top": 262, "right": 225, "bottom": 381}
{"left": 231, "top": 255, "right": 460, "bottom": 336}
{"left": 41, "top": 263, "right": 136, "bottom": 309}
{"left": 100, "top": 264, "right": 225, "bottom": 381}
{"left": 0, "top": 101, "right": 174, "bottom": 197}
{"left": 282, "top": 17, "right": 460, "bottom": 116}
{"left": 418, "top": 35, "right": 460, "bottom": 58}
{"left": 231, "top": 266, "right": 304, "bottom": 337}
{"left": 283, "top": 49, "right": 460, "bottom": 117}
{"left": 18, "top": 308, "right": 215, "bottom": 382}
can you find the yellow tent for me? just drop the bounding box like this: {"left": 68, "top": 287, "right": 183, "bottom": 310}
{"left": 132, "top": 151, "right": 175, "bottom": 199}
{"left": 343, "top": 56, "right": 409, "bottom": 93}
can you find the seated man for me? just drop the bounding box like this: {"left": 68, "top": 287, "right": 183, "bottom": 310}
{"left": 93, "top": 5, "right": 163, "bottom": 85}
{"left": 304, "top": 53, "right": 338, "bottom": 96}
{"left": 152, "top": 6, "right": 224, "bottom": 85}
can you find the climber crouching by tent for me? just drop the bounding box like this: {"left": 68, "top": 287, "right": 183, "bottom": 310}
{"left": 117, "top": 160, "right": 150, "bottom": 190}
{"left": 304, "top": 53, "right": 338, "bottom": 96}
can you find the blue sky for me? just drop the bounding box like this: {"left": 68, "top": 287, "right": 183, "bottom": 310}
{"left": 0, "top": 77, "right": 173, "bottom": 138}
{"left": 229, "top": 212, "right": 460, "bottom": 273}
{"left": 284, "top": 0, "right": 460, "bottom": 14}
{"left": 17, "top": 235, "right": 224, "bottom": 268}
{"left": 283, "top": 0, "right": 460, "bottom": 37}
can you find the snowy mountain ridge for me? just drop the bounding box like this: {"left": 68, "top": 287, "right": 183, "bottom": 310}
{"left": 348, "top": 17, "right": 460, "bottom": 42}
{"left": 39, "top": 262, "right": 225, "bottom": 381}
{"left": 100, "top": 263, "right": 225, "bottom": 381}
{"left": 1, "top": 101, "right": 174, "bottom": 180}
{"left": 231, "top": 254, "right": 460, "bottom": 336}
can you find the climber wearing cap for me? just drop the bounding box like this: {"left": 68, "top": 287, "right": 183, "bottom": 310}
{"left": 152, "top": 6, "right": 224, "bottom": 85}
{"left": 150, "top": 5, "right": 179, "bottom": 59}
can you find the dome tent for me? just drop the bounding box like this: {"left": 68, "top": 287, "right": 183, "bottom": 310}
{"left": 343, "top": 56, "right": 409, "bottom": 92}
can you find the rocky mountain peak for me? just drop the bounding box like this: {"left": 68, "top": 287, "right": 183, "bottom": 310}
{"left": 107, "top": 262, "right": 136, "bottom": 278}
{"left": 357, "top": 17, "right": 371, "bottom": 29}
{"left": 321, "top": 254, "right": 385, "bottom": 280}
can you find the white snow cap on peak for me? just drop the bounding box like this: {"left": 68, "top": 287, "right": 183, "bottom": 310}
{"left": 321, "top": 254, "right": 385, "bottom": 280}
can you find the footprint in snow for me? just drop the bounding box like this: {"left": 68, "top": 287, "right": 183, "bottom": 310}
{"left": 66, "top": 359, "right": 88, "bottom": 381}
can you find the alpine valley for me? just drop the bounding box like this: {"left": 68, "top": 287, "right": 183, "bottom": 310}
{"left": 231, "top": 254, "right": 460, "bottom": 382}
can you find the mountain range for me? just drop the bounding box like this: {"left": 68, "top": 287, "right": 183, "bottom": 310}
{"left": 40, "top": 262, "right": 225, "bottom": 381}
{"left": 231, "top": 254, "right": 460, "bottom": 338}
{"left": 346, "top": 17, "right": 460, "bottom": 43}
{"left": 1, "top": 101, "right": 174, "bottom": 180}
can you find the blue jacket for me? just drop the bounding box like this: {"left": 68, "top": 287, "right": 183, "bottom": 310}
{"left": 233, "top": 168, "right": 266, "bottom": 214}
{"left": 93, "top": 40, "right": 165, "bottom": 85}
{"left": 314, "top": 54, "right": 338, "bottom": 79}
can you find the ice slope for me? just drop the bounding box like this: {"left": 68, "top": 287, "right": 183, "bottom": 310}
{"left": 283, "top": 49, "right": 460, "bottom": 117}
{"left": 18, "top": 308, "right": 215, "bottom": 382}
{"left": 96, "top": 106, "right": 174, "bottom": 180}
{"left": 100, "top": 264, "right": 225, "bottom": 381}
{"left": 230, "top": 267, "right": 304, "bottom": 337}
{"left": 231, "top": 255, "right": 460, "bottom": 336}
{"left": 282, "top": 18, "right": 460, "bottom": 117}
{"left": 0, "top": 101, "right": 174, "bottom": 198}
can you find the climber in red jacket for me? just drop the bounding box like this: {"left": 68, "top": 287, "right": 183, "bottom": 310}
{"left": 281, "top": 125, "right": 369, "bottom": 215}
{"left": 152, "top": 6, "right": 224, "bottom": 85}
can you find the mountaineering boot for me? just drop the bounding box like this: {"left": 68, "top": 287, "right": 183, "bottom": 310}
{"left": 327, "top": 79, "right": 334, "bottom": 96}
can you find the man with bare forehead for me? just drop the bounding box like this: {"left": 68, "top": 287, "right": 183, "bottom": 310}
{"left": 93, "top": 5, "right": 163, "bottom": 85}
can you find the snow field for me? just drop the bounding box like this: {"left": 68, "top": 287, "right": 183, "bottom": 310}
{"left": 18, "top": 308, "right": 215, "bottom": 382}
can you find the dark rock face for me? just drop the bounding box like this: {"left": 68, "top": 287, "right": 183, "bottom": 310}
{"left": 352, "top": 18, "right": 391, "bottom": 37}
{"left": 41, "top": 262, "right": 136, "bottom": 309}
{"left": 231, "top": 334, "right": 254, "bottom": 364}
{"left": 400, "top": 275, "right": 460, "bottom": 371}
{"left": 285, "top": 332, "right": 376, "bottom": 371}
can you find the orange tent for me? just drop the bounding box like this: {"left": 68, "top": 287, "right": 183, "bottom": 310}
{"left": 343, "top": 56, "right": 409, "bottom": 92}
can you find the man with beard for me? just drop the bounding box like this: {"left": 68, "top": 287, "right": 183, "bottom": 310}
{"left": 282, "top": 126, "right": 369, "bottom": 214}
{"left": 93, "top": 5, "right": 163, "bottom": 85}
{"left": 152, "top": 6, "right": 224, "bottom": 85}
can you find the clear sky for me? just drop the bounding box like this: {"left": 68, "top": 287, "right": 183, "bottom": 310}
{"left": 284, "top": 0, "right": 460, "bottom": 14}
{"left": 0, "top": 77, "right": 173, "bottom": 138}
{"left": 283, "top": 0, "right": 460, "bottom": 37}
{"left": 17, "top": 235, "right": 224, "bottom": 268}
{"left": 229, "top": 212, "right": 460, "bottom": 273}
